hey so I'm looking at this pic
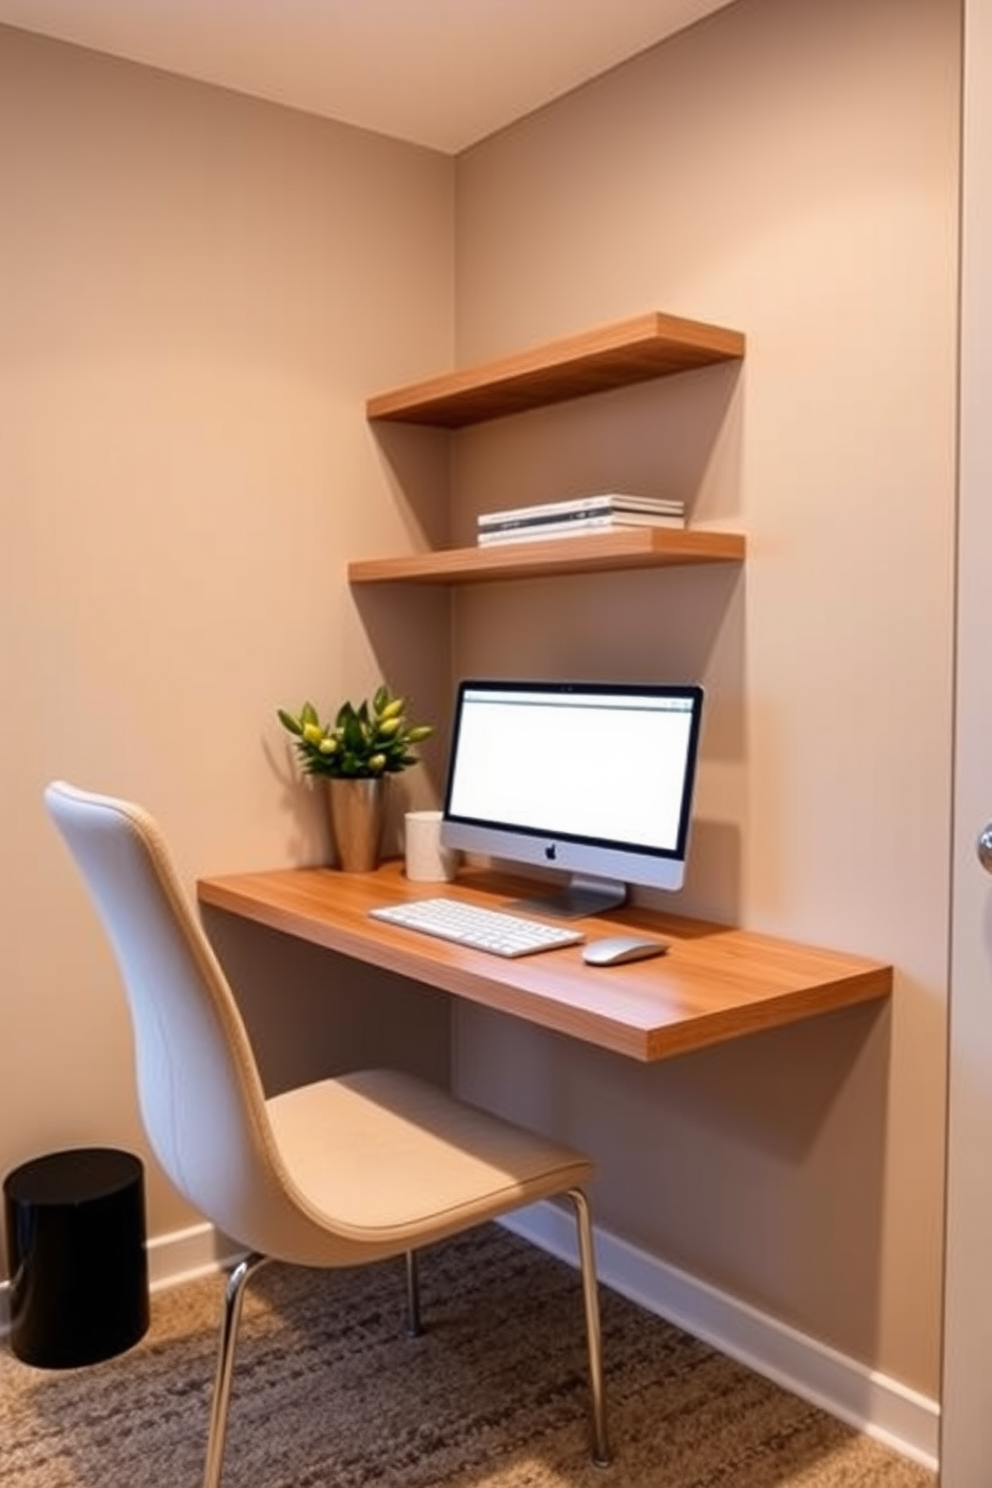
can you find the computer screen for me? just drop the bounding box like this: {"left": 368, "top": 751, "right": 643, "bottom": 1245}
{"left": 441, "top": 679, "right": 704, "bottom": 916}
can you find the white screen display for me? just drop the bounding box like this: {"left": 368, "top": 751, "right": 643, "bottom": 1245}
{"left": 443, "top": 682, "right": 703, "bottom": 893}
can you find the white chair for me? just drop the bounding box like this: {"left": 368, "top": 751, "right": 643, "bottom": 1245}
{"left": 44, "top": 781, "right": 610, "bottom": 1487}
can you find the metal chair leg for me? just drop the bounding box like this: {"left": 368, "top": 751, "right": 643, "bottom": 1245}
{"left": 200, "top": 1224, "right": 605, "bottom": 1486}
{"left": 567, "top": 1189, "right": 611, "bottom": 1467}
{"left": 202, "top": 1252, "right": 271, "bottom": 1488}
{"left": 405, "top": 1249, "right": 422, "bottom": 1337}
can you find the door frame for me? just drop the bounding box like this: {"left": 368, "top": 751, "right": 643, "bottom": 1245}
{"left": 940, "top": 0, "right": 992, "bottom": 1479}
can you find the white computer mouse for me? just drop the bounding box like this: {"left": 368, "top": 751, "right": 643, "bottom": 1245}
{"left": 581, "top": 935, "right": 669, "bottom": 967}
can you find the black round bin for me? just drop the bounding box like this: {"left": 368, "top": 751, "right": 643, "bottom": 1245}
{"left": 3, "top": 1147, "right": 150, "bottom": 1368}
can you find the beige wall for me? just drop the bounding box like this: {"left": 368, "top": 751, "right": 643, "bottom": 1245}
{"left": 0, "top": 0, "right": 960, "bottom": 1406}
{"left": 451, "top": 0, "right": 959, "bottom": 1395}
{"left": 0, "top": 26, "right": 456, "bottom": 1244}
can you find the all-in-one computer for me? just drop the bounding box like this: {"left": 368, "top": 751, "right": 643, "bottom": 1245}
{"left": 441, "top": 679, "right": 704, "bottom": 916}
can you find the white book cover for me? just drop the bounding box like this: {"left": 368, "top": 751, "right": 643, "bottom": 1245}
{"left": 478, "top": 512, "right": 685, "bottom": 545}
{"left": 477, "top": 492, "right": 684, "bottom": 528}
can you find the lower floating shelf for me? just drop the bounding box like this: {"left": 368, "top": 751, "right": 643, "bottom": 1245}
{"left": 348, "top": 527, "right": 746, "bottom": 586}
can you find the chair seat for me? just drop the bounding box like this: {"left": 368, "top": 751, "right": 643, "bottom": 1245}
{"left": 267, "top": 1068, "right": 592, "bottom": 1253}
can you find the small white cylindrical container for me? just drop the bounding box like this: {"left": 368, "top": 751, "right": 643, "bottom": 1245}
{"left": 404, "top": 810, "right": 458, "bottom": 883}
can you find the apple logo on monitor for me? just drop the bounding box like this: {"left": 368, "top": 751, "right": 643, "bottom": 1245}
{"left": 545, "top": 843, "right": 558, "bottom": 861}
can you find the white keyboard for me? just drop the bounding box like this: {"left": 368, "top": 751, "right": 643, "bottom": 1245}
{"left": 369, "top": 897, "right": 586, "bottom": 958}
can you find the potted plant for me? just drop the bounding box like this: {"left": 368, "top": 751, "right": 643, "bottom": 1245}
{"left": 277, "top": 686, "right": 433, "bottom": 871}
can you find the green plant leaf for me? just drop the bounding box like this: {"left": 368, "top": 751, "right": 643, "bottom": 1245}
{"left": 277, "top": 683, "right": 431, "bottom": 781}
{"left": 277, "top": 708, "right": 303, "bottom": 736}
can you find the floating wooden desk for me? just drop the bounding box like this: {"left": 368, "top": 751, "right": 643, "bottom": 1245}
{"left": 196, "top": 862, "right": 892, "bottom": 1064}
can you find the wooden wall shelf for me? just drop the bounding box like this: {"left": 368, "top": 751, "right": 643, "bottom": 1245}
{"left": 348, "top": 527, "right": 746, "bottom": 586}
{"left": 366, "top": 312, "right": 746, "bottom": 428}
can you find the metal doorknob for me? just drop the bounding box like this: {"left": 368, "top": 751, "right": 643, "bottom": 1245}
{"left": 979, "top": 824, "right": 992, "bottom": 874}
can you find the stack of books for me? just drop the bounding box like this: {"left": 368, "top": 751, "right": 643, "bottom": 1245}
{"left": 477, "top": 493, "right": 685, "bottom": 546}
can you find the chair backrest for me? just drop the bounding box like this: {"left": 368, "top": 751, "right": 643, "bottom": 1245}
{"left": 44, "top": 781, "right": 323, "bottom": 1257}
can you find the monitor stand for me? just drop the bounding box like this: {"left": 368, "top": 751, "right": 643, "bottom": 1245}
{"left": 511, "top": 874, "right": 627, "bottom": 920}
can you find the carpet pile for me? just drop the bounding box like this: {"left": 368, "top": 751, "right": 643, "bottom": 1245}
{"left": 0, "top": 1224, "right": 935, "bottom": 1487}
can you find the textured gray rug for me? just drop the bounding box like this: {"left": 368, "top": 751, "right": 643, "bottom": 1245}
{"left": 1, "top": 1224, "right": 934, "bottom": 1488}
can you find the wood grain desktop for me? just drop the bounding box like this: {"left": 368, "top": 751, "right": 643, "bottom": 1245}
{"left": 196, "top": 861, "right": 892, "bottom": 1063}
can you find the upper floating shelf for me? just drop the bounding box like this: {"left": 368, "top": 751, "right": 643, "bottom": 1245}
{"left": 366, "top": 312, "right": 746, "bottom": 429}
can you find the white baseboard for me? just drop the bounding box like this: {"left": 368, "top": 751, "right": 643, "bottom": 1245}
{"left": 1, "top": 1208, "right": 939, "bottom": 1473}
{"left": 500, "top": 1202, "right": 940, "bottom": 1474}
{"left": 145, "top": 1220, "right": 245, "bottom": 1292}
